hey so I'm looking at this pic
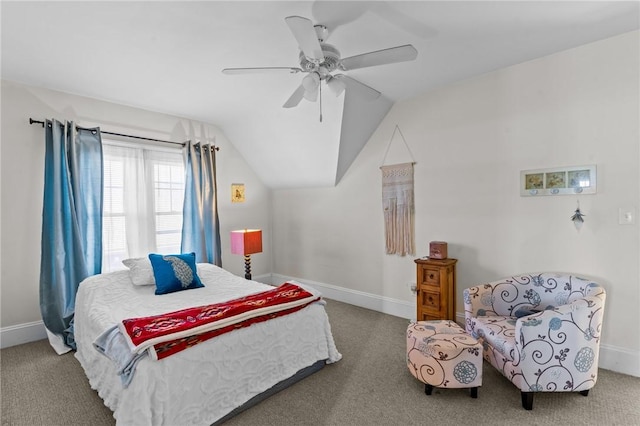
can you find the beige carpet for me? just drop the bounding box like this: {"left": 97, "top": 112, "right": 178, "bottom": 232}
{"left": 2, "top": 299, "right": 639, "bottom": 425}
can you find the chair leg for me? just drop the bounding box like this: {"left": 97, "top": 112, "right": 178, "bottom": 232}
{"left": 521, "top": 391, "right": 534, "bottom": 410}
{"left": 470, "top": 387, "right": 478, "bottom": 398}
{"left": 425, "top": 384, "right": 433, "bottom": 395}
{"left": 580, "top": 389, "right": 589, "bottom": 397}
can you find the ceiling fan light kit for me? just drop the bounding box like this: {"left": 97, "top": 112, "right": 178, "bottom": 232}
{"left": 326, "top": 76, "right": 346, "bottom": 97}
{"left": 222, "top": 15, "right": 418, "bottom": 118}
{"left": 314, "top": 24, "right": 329, "bottom": 43}
{"left": 302, "top": 72, "right": 320, "bottom": 91}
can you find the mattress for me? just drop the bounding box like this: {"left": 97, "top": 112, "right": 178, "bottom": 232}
{"left": 74, "top": 263, "right": 341, "bottom": 425}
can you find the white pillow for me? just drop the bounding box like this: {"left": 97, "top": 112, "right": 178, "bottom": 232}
{"left": 122, "top": 257, "right": 156, "bottom": 286}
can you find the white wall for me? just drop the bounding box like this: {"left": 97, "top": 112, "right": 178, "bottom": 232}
{"left": 0, "top": 80, "right": 272, "bottom": 345}
{"left": 271, "top": 31, "right": 640, "bottom": 376}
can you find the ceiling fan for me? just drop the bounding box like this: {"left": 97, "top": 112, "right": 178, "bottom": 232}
{"left": 222, "top": 16, "right": 418, "bottom": 117}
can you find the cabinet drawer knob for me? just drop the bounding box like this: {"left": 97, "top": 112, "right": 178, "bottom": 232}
{"left": 429, "top": 273, "right": 434, "bottom": 279}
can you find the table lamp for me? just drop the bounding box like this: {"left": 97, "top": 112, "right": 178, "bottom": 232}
{"left": 230, "top": 229, "right": 262, "bottom": 280}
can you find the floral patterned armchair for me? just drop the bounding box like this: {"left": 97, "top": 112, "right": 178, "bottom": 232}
{"left": 463, "top": 273, "right": 606, "bottom": 410}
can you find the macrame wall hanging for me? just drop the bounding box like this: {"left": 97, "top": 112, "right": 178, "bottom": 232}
{"left": 380, "top": 125, "right": 416, "bottom": 256}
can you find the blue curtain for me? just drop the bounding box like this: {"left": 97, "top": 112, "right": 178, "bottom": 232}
{"left": 181, "top": 141, "right": 221, "bottom": 266}
{"left": 40, "top": 120, "right": 103, "bottom": 352}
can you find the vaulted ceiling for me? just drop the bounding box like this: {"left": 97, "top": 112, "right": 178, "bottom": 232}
{"left": 2, "top": 1, "right": 638, "bottom": 188}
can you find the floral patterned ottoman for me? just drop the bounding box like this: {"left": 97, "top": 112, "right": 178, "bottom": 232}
{"left": 406, "top": 320, "right": 483, "bottom": 398}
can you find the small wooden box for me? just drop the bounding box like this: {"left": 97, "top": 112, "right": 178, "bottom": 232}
{"left": 429, "top": 241, "right": 448, "bottom": 259}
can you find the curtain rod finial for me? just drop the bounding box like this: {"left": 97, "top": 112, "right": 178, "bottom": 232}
{"left": 29, "top": 118, "right": 45, "bottom": 127}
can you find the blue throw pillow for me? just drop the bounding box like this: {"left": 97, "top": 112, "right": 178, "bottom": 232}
{"left": 148, "top": 252, "right": 204, "bottom": 295}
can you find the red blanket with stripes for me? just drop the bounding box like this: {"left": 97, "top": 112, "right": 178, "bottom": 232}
{"left": 119, "top": 282, "right": 319, "bottom": 360}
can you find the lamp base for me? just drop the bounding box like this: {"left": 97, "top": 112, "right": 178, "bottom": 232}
{"left": 244, "top": 254, "right": 252, "bottom": 280}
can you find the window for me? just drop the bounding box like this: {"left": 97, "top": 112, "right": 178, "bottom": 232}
{"left": 153, "top": 161, "right": 184, "bottom": 252}
{"left": 102, "top": 142, "right": 184, "bottom": 272}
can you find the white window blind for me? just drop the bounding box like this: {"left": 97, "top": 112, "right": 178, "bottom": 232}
{"left": 102, "top": 142, "right": 184, "bottom": 272}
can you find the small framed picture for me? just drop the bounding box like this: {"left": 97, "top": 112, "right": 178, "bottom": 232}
{"left": 545, "top": 172, "right": 566, "bottom": 189}
{"left": 231, "top": 183, "right": 245, "bottom": 203}
{"left": 524, "top": 173, "right": 544, "bottom": 190}
{"left": 520, "top": 165, "right": 596, "bottom": 196}
{"left": 568, "top": 169, "right": 591, "bottom": 188}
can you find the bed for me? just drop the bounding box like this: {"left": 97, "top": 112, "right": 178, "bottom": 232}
{"left": 74, "top": 262, "right": 341, "bottom": 425}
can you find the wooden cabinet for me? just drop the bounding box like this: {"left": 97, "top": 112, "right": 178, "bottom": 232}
{"left": 414, "top": 258, "right": 457, "bottom": 321}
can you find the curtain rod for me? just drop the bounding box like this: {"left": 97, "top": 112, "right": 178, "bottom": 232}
{"left": 29, "top": 118, "right": 220, "bottom": 151}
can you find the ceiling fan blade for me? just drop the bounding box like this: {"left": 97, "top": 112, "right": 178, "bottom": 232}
{"left": 285, "top": 16, "right": 324, "bottom": 62}
{"left": 331, "top": 74, "right": 381, "bottom": 101}
{"left": 222, "top": 67, "right": 302, "bottom": 75}
{"left": 283, "top": 84, "right": 306, "bottom": 108}
{"left": 340, "top": 44, "right": 418, "bottom": 71}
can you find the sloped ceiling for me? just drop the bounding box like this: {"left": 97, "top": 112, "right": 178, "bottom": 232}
{"left": 2, "top": 1, "right": 638, "bottom": 188}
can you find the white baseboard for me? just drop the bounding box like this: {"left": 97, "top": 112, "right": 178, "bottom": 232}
{"left": 0, "top": 320, "right": 47, "bottom": 349}
{"left": 252, "top": 273, "right": 274, "bottom": 286}
{"left": 598, "top": 343, "right": 640, "bottom": 377}
{"left": 272, "top": 273, "right": 414, "bottom": 320}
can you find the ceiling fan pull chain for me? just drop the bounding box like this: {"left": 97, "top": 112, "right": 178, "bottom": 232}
{"left": 319, "top": 82, "right": 323, "bottom": 123}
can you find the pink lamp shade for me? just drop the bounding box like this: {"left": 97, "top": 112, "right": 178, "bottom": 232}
{"left": 230, "top": 229, "right": 262, "bottom": 255}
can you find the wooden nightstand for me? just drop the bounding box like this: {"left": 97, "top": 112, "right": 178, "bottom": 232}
{"left": 414, "top": 258, "right": 457, "bottom": 321}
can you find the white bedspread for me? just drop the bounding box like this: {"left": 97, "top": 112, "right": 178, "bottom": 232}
{"left": 74, "top": 263, "right": 341, "bottom": 425}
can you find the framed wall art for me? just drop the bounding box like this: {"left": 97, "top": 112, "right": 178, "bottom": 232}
{"left": 231, "top": 183, "right": 245, "bottom": 203}
{"left": 520, "top": 165, "right": 596, "bottom": 196}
